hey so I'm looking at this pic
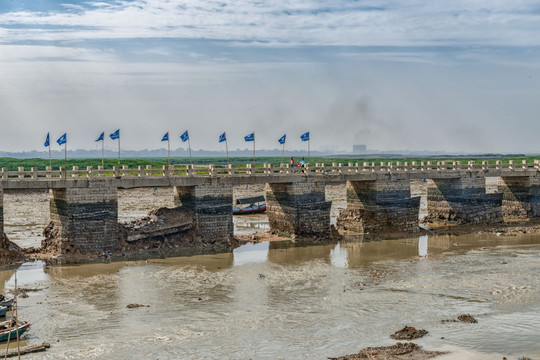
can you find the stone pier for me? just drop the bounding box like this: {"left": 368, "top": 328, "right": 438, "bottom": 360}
{"left": 0, "top": 187, "right": 3, "bottom": 236}
{"left": 48, "top": 181, "right": 118, "bottom": 252}
{"left": 336, "top": 179, "right": 420, "bottom": 234}
{"left": 174, "top": 182, "right": 233, "bottom": 242}
{"left": 498, "top": 176, "right": 540, "bottom": 220}
{"left": 265, "top": 181, "right": 331, "bottom": 237}
{"left": 427, "top": 177, "right": 503, "bottom": 223}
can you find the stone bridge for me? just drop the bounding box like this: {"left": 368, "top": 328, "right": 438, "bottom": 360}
{"left": 1, "top": 160, "right": 539, "bottom": 252}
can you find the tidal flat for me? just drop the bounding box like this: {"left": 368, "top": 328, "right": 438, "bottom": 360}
{"left": 0, "top": 189, "right": 538, "bottom": 359}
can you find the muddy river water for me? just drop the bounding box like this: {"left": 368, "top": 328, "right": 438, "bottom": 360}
{"left": 0, "top": 189, "right": 539, "bottom": 359}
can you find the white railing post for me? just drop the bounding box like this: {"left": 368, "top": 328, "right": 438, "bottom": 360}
{"left": 522, "top": 160, "right": 527, "bottom": 170}
{"left": 468, "top": 161, "right": 474, "bottom": 171}
{"left": 113, "top": 166, "right": 119, "bottom": 178}
{"left": 535, "top": 160, "right": 540, "bottom": 170}
{"left": 60, "top": 167, "right": 66, "bottom": 180}
{"left": 1, "top": 168, "right": 7, "bottom": 180}
{"left": 72, "top": 166, "right": 78, "bottom": 178}
{"left": 87, "top": 166, "right": 93, "bottom": 178}
{"left": 496, "top": 160, "right": 502, "bottom": 171}
{"left": 509, "top": 160, "right": 514, "bottom": 171}
{"left": 46, "top": 166, "right": 52, "bottom": 178}
{"left": 482, "top": 161, "right": 488, "bottom": 171}
{"left": 227, "top": 164, "right": 234, "bottom": 176}
{"left": 18, "top": 167, "right": 24, "bottom": 179}
{"left": 31, "top": 167, "right": 38, "bottom": 179}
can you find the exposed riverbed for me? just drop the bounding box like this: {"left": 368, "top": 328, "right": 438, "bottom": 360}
{"left": 0, "top": 189, "right": 539, "bottom": 359}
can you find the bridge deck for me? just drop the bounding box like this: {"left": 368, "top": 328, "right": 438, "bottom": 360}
{"left": 1, "top": 160, "right": 538, "bottom": 189}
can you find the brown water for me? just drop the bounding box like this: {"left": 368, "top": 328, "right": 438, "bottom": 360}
{"left": 1, "top": 191, "right": 539, "bottom": 359}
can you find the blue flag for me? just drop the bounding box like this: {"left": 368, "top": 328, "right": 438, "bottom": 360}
{"left": 57, "top": 133, "right": 67, "bottom": 146}
{"left": 300, "top": 131, "right": 310, "bottom": 142}
{"left": 244, "top": 132, "right": 255, "bottom": 142}
{"left": 110, "top": 129, "right": 120, "bottom": 140}
{"left": 161, "top": 132, "right": 169, "bottom": 142}
{"left": 44, "top": 133, "right": 50, "bottom": 147}
{"left": 218, "top": 132, "right": 226, "bottom": 143}
{"left": 96, "top": 132, "right": 104, "bottom": 142}
{"left": 180, "top": 130, "right": 189, "bottom": 142}
{"left": 278, "top": 134, "right": 286, "bottom": 145}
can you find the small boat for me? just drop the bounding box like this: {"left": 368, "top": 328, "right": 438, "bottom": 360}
{"left": 233, "top": 196, "right": 266, "bottom": 215}
{"left": 0, "top": 298, "right": 13, "bottom": 308}
{"left": 0, "top": 319, "right": 30, "bottom": 342}
{"left": 0, "top": 306, "right": 8, "bottom": 317}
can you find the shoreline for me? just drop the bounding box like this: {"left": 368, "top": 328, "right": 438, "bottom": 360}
{"left": 9, "top": 218, "right": 540, "bottom": 267}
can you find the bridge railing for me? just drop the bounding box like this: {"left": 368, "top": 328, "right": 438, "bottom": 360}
{"left": 2, "top": 160, "right": 539, "bottom": 180}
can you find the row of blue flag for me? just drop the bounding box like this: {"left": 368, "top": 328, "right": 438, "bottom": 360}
{"left": 45, "top": 130, "right": 310, "bottom": 147}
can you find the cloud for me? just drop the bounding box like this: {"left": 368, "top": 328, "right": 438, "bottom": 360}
{"left": 0, "top": 0, "right": 538, "bottom": 47}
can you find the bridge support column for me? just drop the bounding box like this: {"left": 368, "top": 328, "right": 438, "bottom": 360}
{"left": 174, "top": 182, "right": 233, "bottom": 242}
{"left": 47, "top": 181, "right": 118, "bottom": 252}
{"left": 265, "top": 181, "right": 331, "bottom": 237}
{"left": 498, "top": 176, "right": 540, "bottom": 220}
{"left": 427, "top": 177, "right": 502, "bottom": 223}
{"left": 0, "top": 187, "right": 3, "bottom": 236}
{"left": 337, "top": 179, "right": 420, "bottom": 234}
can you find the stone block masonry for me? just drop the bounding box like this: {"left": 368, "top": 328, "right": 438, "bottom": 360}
{"left": 48, "top": 181, "right": 118, "bottom": 252}
{"left": 265, "top": 181, "right": 331, "bottom": 237}
{"left": 427, "top": 177, "right": 503, "bottom": 224}
{"left": 337, "top": 179, "right": 420, "bottom": 234}
{"left": 0, "top": 187, "right": 3, "bottom": 236}
{"left": 498, "top": 176, "right": 540, "bottom": 220}
{"left": 174, "top": 181, "right": 233, "bottom": 242}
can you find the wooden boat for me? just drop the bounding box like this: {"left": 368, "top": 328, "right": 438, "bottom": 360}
{"left": 233, "top": 196, "right": 266, "bottom": 215}
{"left": 0, "top": 319, "right": 30, "bottom": 342}
{"left": 0, "top": 298, "right": 13, "bottom": 308}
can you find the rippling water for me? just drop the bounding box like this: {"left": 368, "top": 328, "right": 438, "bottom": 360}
{"left": 0, "top": 233, "right": 536, "bottom": 359}
{"left": 0, "top": 190, "right": 539, "bottom": 359}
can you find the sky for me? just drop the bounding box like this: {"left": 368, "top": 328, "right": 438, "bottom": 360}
{"left": 0, "top": 0, "right": 539, "bottom": 154}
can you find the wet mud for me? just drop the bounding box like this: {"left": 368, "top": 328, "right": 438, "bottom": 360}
{"left": 329, "top": 342, "right": 446, "bottom": 360}
{"left": 391, "top": 326, "right": 429, "bottom": 341}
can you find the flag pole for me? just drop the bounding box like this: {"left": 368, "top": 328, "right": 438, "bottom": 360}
{"left": 64, "top": 141, "right": 67, "bottom": 163}
{"left": 117, "top": 136, "right": 120, "bottom": 166}
{"left": 101, "top": 139, "right": 104, "bottom": 167}
{"left": 188, "top": 137, "right": 193, "bottom": 164}
{"left": 49, "top": 144, "right": 52, "bottom": 169}
{"left": 308, "top": 138, "right": 310, "bottom": 161}
{"left": 252, "top": 131, "right": 255, "bottom": 167}
{"left": 167, "top": 136, "right": 171, "bottom": 168}
{"left": 281, "top": 142, "right": 285, "bottom": 166}
{"left": 225, "top": 137, "right": 229, "bottom": 166}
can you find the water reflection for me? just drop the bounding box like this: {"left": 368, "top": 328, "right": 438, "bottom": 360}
{"left": 418, "top": 235, "right": 428, "bottom": 257}
{"left": 233, "top": 242, "right": 269, "bottom": 266}
{"left": 4, "top": 261, "right": 48, "bottom": 291}
{"left": 0, "top": 234, "right": 538, "bottom": 359}
{"left": 330, "top": 243, "right": 348, "bottom": 268}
